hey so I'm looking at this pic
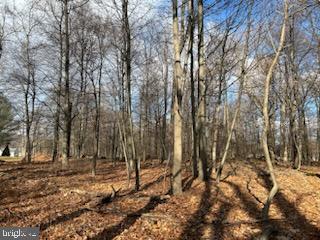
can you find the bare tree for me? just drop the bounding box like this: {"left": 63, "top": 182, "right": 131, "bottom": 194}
{"left": 9, "top": 1, "right": 42, "bottom": 163}
{"left": 261, "top": 0, "right": 288, "bottom": 220}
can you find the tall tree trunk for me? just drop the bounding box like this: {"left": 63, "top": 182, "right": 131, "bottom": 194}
{"left": 52, "top": 93, "right": 61, "bottom": 162}
{"left": 117, "top": 118, "right": 131, "bottom": 186}
{"left": 280, "top": 102, "right": 288, "bottom": 162}
{"left": 268, "top": 103, "right": 276, "bottom": 163}
{"left": 91, "top": 37, "right": 104, "bottom": 176}
{"left": 286, "top": 14, "right": 302, "bottom": 170}
{"left": 91, "top": 93, "right": 99, "bottom": 176}
{"left": 197, "top": 0, "right": 208, "bottom": 181}
{"left": 122, "top": 0, "right": 139, "bottom": 191}
{"left": 317, "top": 101, "right": 320, "bottom": 161}
{"left": 24, "top": 34, "right": 35, "bottom": 164}
{"left": 301, "top": 108, "right": 309, "bottom": 164}
{"left": 212, "top": 28, "right": 228, "bottom": 170}
{"left": 188, "top": 0, "right": 197, "bottom": 177}
{"left": 161, "top": 39, "right": 169, "bottom": 163}
{"left": 25, "top": 91, "right": 32, "bottom": 163}
{"left": 211, "top": 106, "right": 220, "bottom": 170}
{"left": 52, "top": 19, "right": 63, "bottom": 163}
{"left": 76, "top": 42, "right": 89, "bottom": 159}
{"left": 288, "top": 109, "right": 297, "bottom": 164}
{"left": 171, "top": 0, "right": 183, "bottom": 195}
{"left": 261, "top": 0, "right": 287, "bottom": 220}
{"left": 62, "top": 0, "right": 72, "bottom": 169}
{"left": 24, "top": 59, "right": 32, "bottom": 163}
{"left": 223, "top": 90, "right": 229, "bottom": 143}
{"left": 0, "top": 23, "right": 3, "bottom": 60}
{"left": 294, "top": 106, "right": 303, "bottom": 169}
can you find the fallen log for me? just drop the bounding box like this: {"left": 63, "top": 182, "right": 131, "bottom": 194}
{"left": 60, "top": 185, "right": 121, "bottom": 209}
{"left": 300, "top": 171, "right": 320, "bottom": 178}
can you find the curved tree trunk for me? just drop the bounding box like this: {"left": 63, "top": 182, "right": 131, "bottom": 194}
{"left": 261, "top": 0, "right": 288, "bottom": 220}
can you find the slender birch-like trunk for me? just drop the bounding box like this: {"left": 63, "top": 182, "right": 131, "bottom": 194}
{"left": 261, "top": 0, "right": 288, "bottom": 220}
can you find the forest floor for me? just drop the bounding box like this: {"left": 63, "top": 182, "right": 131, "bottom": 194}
{"left": 0, "top": 158, "right": 319, "bottom": 240}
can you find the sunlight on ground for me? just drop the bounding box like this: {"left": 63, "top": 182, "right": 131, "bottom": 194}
{"left": 0, "top": 157, "right": 22, "bottom": 162}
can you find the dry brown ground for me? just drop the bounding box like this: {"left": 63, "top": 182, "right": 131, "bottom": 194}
{"left": 0, "top": 159, "right": 319, "bottom": 240}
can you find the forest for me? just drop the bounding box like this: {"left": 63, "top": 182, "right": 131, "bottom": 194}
{"left": 0, "top": 0, "right": 319, "bottom": 239}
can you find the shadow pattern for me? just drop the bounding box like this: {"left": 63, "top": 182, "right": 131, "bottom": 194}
{"left": 179, "top": 181, "right": 218, "bottom": 240}
{"left": 39, "top": 208, "right": 90, "bottom": 231}
{"left": 89, "top": 195, "right": 167, "bottom": 240}
{"left": 255, "top": 166, "right": 320, "bottom": 238}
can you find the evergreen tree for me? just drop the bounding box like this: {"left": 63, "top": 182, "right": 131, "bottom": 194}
{"left": 0, "top": 93, "right": 16, "bottom": 145}
{"left": 2, "top": 144, "right": 10, "bottom": 156}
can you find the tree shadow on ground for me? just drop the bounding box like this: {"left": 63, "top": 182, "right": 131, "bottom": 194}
{"left": 252, "top": 164, "right": 320, "bottom": 238}
{"left": 224, "top": 180, "right": 282, "bottom": 239}
{"left": 39, "top": 208, "right": 90, "bottom": 231}
{"left": 210, "top": 200, "right": 232, "bottom": 240}
{"left": 139, "top": 174, "right": 167, "bottom": 191}
{"left": 179, "top": 178, "right": 274, "bottom": 240}
{"left": 179, "top": 181, "right": 219, "bottom": 240}
{"left": 89, "top": 196, "right": 167, "bottom": 240}
{"left": 179, "top": 171, "right": 283, "bottom": 240}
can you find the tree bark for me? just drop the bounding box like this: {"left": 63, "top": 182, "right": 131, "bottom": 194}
{"left": 161, "top": 38, "right": 169, "bottom": 163}
{"left": 171, "top": 0, "right": 183, "bottom": 195}
{"left": 121, "top": 0, "right": 139, "bottom": 191}
{"left": 117, "top": 117, "right": 131, "bottom": 186}
{"left": 52, "top": 16, "right": 63, "bottom": 163}
{"left": 280, "top": 102, "right": 288, "bottom": 162}
{"left": 197, "top": 0, "right": 208, "bottom": 181}
{"left": 268, "top": 103, "right": 276, "bottom": 163}
{"left": 301, "top": 108, "right": 309, "bottom": 164}
{"left": 188, "top": 0, "right": 197, "bottom": 177}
